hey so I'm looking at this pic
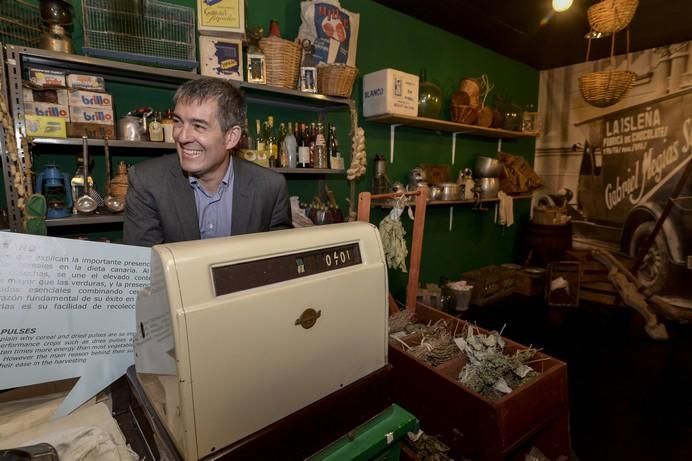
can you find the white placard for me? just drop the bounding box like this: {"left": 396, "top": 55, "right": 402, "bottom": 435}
{"left": 0, "top": 232, "right": 150, "bottom": 415}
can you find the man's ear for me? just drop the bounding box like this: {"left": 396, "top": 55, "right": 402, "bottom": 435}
{"left": 225, "top": 125, "right": 242, "bottom": 150}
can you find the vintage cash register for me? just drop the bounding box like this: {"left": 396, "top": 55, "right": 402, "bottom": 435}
{"left": 129, "top": 222, "right": 390, "bottom": 460}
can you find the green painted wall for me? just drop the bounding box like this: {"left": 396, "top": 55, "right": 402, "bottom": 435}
{"left": 2, "top": 0, "right": 538, "bottom": 299}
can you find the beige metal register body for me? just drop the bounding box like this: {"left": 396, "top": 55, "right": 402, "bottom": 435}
{"left": 133, "top": 222, "right": 389, "bottom": 460}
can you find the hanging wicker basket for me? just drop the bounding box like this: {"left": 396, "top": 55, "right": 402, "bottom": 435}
{"left": 579, "top": 27, "right": 636, "bottom": 108}
{"left": 259, "top": 36, "right": 301, "bottom": 89}
{"left": 317, "top": 64, "right": 358, "bottom": 97}
{"left": 579, "top": 70, "right": 636, "bottom": 108}
{"left": 587, "top": 0, "right": 639, "bottom": 34}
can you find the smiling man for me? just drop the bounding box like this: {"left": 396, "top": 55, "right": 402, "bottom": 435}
{"left": 123, "top": 77, "right": 292, "bottom": 247}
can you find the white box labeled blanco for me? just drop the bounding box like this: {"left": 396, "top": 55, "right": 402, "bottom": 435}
{"left": 24, "top": 102, "right": 70, "bottom": 120}
{"left": 69, "top": 106, "right": 114, "bottom": 125}
{"left": 362, "top": 68, "right": 419, "bottom": 117}
{"left": 68, "top": 90, "right": 113, "bottom": 109}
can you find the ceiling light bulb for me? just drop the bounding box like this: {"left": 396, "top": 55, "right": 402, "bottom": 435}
{"left": 552, "top": 0, "right": 573, "bottom": 12}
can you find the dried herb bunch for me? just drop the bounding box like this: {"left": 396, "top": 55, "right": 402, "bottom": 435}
{"left": 401, "top": 319, "right": 463, "bottom": 367}
{"left": 408, "top": 432, "right": 457, "bottom": 461}
{"left": 456, "top": 324, "right": 539, "bottom": 400}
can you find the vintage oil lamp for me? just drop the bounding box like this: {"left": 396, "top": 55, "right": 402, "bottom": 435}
{"left": 39, "top": 0, "right": 74, "bottom": 54}
{"left": 35, "top": 164, "right": 72, "bottom": 218}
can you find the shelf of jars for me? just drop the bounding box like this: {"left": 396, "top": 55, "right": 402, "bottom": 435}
{"left": 365, "top": 113, "right": 539, "bottom": 138}
{"left": 2, "top": 46, "right": 358, "bottom": 232}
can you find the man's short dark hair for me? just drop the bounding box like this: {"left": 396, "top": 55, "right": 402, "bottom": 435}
{"left": 174, "top": 77, "right": 246, "bottom": 132}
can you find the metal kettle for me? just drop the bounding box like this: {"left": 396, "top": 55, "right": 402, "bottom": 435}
{"left": 117, "top": 107, "right": 152, "bottom": 141}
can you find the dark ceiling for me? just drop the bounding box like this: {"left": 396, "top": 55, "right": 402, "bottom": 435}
{"left": 373, "top": 0, "right": 692, "bottom": 69}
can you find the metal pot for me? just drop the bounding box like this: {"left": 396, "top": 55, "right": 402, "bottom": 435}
{"left": 437, "top": 182, "right": 460, "bottom": 201}
{"left": 429, "top": 184, "right": 442, "bottom": 201}
{"left": 474, "top": 156, "right": 501, "bottom": 178}
{"left": 117, "top": 115, "right": 146, "bottom": 141}
{"left": 477, "top": 177, "right": 500, "bottom": 199}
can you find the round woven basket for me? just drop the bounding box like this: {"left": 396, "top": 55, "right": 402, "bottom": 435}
{"left": 579, "top": 70, "right": 636, "bottom": 108}
{"left": 317, "top": 64, "right": 358, "bottom": 97}
{"left": 259, "top": 36, "right": 301, "bottom": 89}
{"left": 450, "top": 104, "right": 479, "bottom": 125}
{"left": 587, "top": 0, "right": 639, "bottom": 34}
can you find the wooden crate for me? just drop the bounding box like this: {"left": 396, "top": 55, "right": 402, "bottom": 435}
{"left": 389, "top": 303, "right": 570, "bottom": 461}
{"left": 461, "top": 266, "right": 515, "bottom": 306}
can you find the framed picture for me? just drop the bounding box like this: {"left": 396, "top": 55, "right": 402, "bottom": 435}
{"left": 198, "top": 0, "right": 245, "bottom": 34}
{"left": 300, "top": 67, "right": 317, "bottom": 93}
{"left": 199, "top": 36, "right": 243, "bottom": 81}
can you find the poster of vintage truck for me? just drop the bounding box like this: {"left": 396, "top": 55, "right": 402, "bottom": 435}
{"left": 536, "top": 41, "right": 692, "bottom": 300}
{"left": 575, "top": 88, "right": 692, "bottom": 294}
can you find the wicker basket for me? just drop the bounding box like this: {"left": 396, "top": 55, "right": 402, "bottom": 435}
{"left": 579, "top": 70, "right": 635, "bottom": 108}
{"left": 450, "top": 104, "right": 478, "bottom": 125}
{"left": 587, "top": 0, "right": 639, "bottom": 34}
{"left": 259, "top": 36, "right": 301, "bottom": 89}
{"left": 317, "top": 64, "right": 358, "bottom": 97}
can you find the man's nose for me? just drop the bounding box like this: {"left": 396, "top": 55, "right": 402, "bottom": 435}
{"left": 173, "top": 123, "right": 191, "bottom": 142}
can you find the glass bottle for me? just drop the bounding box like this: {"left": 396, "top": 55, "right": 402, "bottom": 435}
{"left": 308, "top": 122, "right": 317, "bottom": 167}
{"left": 314, "top": 122, "right": 328, "bottom": 168}
{"left": 284, "top": 122, "right": 297, "bottom": 169}
{"left": 149, "top": 111, "right": 164, "bottom": 142}
{"left": 328, "top": 124, "right": 338, "bottom": 156}
{"left": 269, "top": 19, "right": 281, "bottom": 38}
{"left": 267, "top": 116, "right": 278, "bottom": 164}
{"left": 297, "top": 123, "right": 310, "bottom": 168}
{"left": 255, "top": 119, "right": 265, "bottom": 154}
{"left": 161, "top": 109, "right": 175, "bottom": 143}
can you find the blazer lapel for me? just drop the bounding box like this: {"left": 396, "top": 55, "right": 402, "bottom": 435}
{"left": 168, "top": 158, "right": 200, "bottom": 241}
{"left": 231, "top": 156, "right": 254, "bottom": 235}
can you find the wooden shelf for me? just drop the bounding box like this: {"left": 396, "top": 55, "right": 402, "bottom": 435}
{"left": 373, "top": 193, "right": 533, "bottom": 208}
{"left": 366, "top": 113, "right": 539, "bottom": 138}
{"left": 30, "top": 137, "right": 175, "bottom": 149}
{"left": 46, "top": 213, "right": 124, "bottom": 227}
{"left": 272, "top": 167, "right": 345, "bottom": 175}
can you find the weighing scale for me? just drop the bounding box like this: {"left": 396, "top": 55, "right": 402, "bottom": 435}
{"left": 129, "top": 222, "right": 392, "bottom": 460}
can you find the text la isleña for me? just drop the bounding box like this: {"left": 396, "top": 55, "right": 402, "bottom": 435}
{"left": 604, "top": 118, "right": 691, "bottom": 210}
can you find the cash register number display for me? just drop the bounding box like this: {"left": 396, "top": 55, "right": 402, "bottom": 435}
{"left": 212, "top": 243, "right": 362, "bottom": 296}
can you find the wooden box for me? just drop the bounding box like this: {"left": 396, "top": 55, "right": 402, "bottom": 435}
{"left": 389, "top": 303, "right": 570, "bottom": 461}
{"left": 514, "top": 270, "right": 545, "bottom": 297}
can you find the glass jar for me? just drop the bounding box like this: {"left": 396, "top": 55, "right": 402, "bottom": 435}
{"left": 418, "top": 68, "right": 442, "bottom": 119}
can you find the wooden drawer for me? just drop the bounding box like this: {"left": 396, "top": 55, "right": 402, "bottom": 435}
{"left": 390, "top": 303, "right": 570, "bottom": 461}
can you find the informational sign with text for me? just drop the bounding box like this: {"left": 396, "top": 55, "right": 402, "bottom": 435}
{"left": 0, "top": 232, "right": 150, "bottom": 416}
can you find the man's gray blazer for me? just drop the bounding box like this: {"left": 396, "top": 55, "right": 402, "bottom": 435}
{"left": 123, "top": 153, "right": 292, "bottom": 247}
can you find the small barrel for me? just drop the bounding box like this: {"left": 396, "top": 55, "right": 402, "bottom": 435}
{"left": 529, "top": 223, "right": 572, "bottom": 265}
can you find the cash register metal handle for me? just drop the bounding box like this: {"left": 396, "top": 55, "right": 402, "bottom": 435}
{"left": 295, "top": 308, "right": 321, "bottom": 329}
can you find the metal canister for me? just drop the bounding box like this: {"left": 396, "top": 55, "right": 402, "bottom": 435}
{"left": 373, "top": 154, "right": 388, "bottom": 194}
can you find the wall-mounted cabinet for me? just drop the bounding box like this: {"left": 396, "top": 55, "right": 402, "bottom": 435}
{"left": 2, "top": 46, "right": 356, "bottom": 232}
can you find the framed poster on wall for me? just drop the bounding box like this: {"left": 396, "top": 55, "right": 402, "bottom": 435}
{"left": 200, "top": 36, "right": 243, "bottom": 81}
{"left": 198, "top": 0, "right": 245, "bottom": 34}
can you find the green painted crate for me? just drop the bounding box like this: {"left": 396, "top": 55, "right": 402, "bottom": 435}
{"left": 307, "top": 404, "right": 419, "bottom": 461}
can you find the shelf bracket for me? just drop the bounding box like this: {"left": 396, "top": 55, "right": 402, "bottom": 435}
{"left": 389, "top": 124, "right": 402, "bottom": 163}
{"left": 449, "top": 206, "right": 454, "bottom": 231}
{"left": 451, "top": 132, "right": 463, "bottom": 164}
